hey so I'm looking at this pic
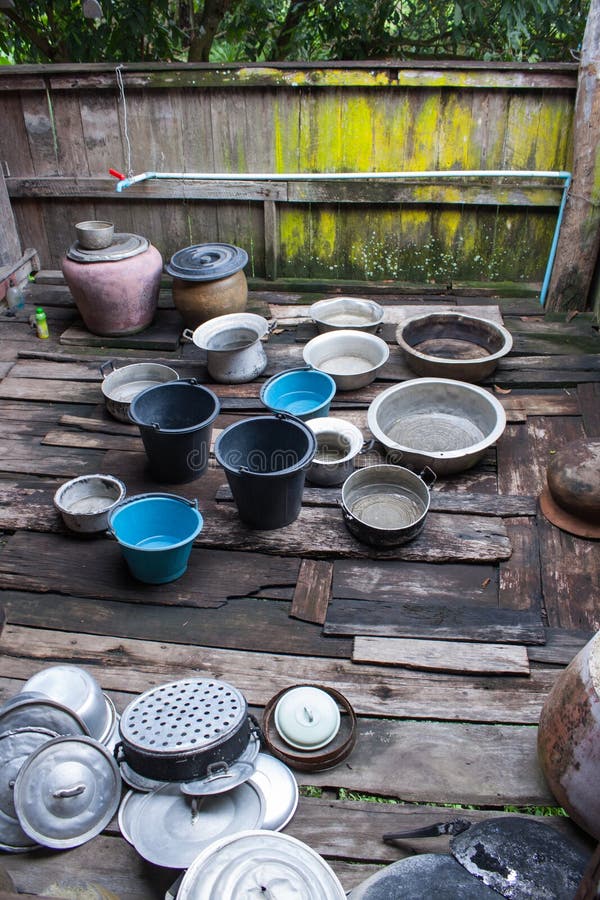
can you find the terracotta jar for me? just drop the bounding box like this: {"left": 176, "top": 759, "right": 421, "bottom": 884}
{"left": 538, "top": 630, "right": 600, "bottom": 839}
{"left": 166, "top": 243, "right": 248, "bottom": 329}
{"left": 61, "top": 233, "right": 162, "bottom": 336}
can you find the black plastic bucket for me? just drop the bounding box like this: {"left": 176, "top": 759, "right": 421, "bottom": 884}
{"left": 214, "top": 414, "right": 316, "bottom": 529}
{"left": 129, "top": 380, "right": 220, "bottom": 483}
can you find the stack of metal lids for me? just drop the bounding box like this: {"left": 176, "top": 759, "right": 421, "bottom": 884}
{"left": 67, "top": 233, "right": 149, "bottom": 263}
{"left": 0, "top": 667, "right": 121, "bottom": 853}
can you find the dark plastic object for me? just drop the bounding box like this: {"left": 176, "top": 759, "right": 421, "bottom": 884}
{"left": 129, "top": 380, "right": 220, "bottom": 484}
{"left": 165, "top": 243, "right": 248, "bottom": 281}
{"left": 214, "top": 414, "right": 316, "bottom": 529}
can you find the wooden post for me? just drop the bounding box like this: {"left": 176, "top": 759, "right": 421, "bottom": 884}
{"left": 547, "top": 0, "right": 600, "bottom": 312}
{"left": 0, "top": 169, "right": 21, "bottom": 268}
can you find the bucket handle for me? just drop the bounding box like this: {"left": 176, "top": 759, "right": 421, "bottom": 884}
{"left": 266, "top": 319, "right": 278, "bottom": 334}
{"left": 419, "top": 466, "right": 437, "bottom": 488}
{"left": 359, "top": 438, "right": 375, "bottom": 455}
{"left": 99, "top": 359, "right": 116, "bottom": 379}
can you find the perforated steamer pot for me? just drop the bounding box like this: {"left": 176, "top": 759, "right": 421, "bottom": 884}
{"left": 115, "top": 678, "right": 257, "bottom": 783}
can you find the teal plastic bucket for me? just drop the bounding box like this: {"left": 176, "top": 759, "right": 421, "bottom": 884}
{"left": 260, "top": 367, "right": 336, "bottom": 421}
{"left": 108, "top": 493, "right": 203, "bottom": 584}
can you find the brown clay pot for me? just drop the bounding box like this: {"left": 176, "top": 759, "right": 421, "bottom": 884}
{"left": 61, "top": 244, "right": 162, "bottom": 336}
{"left": 538, "top": 630, "right": 600, "bottom": 839}
{"left": 172, "top": 269, "right": 248, "bottom": 329}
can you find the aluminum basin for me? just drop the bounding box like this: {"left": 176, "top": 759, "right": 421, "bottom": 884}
{"left": 303, "top": 330, "right": 389, "bottom": 390}
{"left": 367, "top": 378, "right": 506, "bottom": 476}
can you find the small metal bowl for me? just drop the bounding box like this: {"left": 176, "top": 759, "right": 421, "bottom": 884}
{"left": 22, "top": 665, "right": 112, "bottom": 743}
{"left": 54, "top": 473, "right": 126, "bottom": 534}
{"left": 396, "top": 312, "right": 513, "bottom": 383}
{"left": 302, "top": 330, "right": 389, "bottom": 391}
{"left": 367, "top": 378, "right": 506, "bottom": 476}
{"left": 100, "top": 360, "right": 180, "bottom": 423}
{"left": 310, "top": 297, "right": 384, "bottom": 333}
{"left": 306, "top": 417, "right": 369, "bottom": 487}
{"left": 75, "top": 220, "right": 114, "bottom": 250}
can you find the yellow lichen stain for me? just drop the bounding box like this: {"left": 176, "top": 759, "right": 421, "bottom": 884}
{"left": 313, "top": 208, "right": 337, "bottom": 259}
{"left": 274, "top": 96, "right": 301, "bottom": 173}
{"left": 437, "top": 95, "right": 477, "bottom": 170}
{"left": 338, "top": 95, "right": 374, "bottom": 171}
{"left": 407, "top": 94, "right": 442, "bottom": 171}
{"left": 43, "top": 883, "right": 120, "bottom": 900}
{"left": 279, "top": 208, "right": 309, "bottom": 272}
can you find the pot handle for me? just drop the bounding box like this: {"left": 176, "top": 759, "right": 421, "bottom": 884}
{"left": 267, "top": 319, "right": 278, "bottom": 334}
{"left": 419, "top": 466, "right": 437, "bottom": 488}
{"left": 181, "top": 328, "right": 194, "bottom": 343}
{"left": 113, "top": 741, "right": 125, "bottom": 764}
{"left": 99, "top": 359, "right": 115, "bottom": 378}
{"left": 359, "top": 438, "right": 376, "bottom": 455}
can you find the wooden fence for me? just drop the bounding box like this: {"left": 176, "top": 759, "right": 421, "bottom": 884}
{"left": 0, "top": 61, "right": 579, "bottom": 293}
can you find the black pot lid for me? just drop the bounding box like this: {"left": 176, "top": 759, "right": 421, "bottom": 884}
{"left": 13, "top": 735, "right": 121, "bottom": 849}
{"left": 66, "top": 233, "right": 149, "bottom": 263}
{"left": 450, "top": 817, "right": 589, "bottom": 899}
{"left": 348, "top": 854, "right": 499, "bottom": 899}
{"left": 129, "top": 780, "right": 265, "bottom": 869}
{"left": 0, "top": 727, "right": 58, "bottom": 853}
{"left": 166, "top": 243, "right": 248, "bottom": 281}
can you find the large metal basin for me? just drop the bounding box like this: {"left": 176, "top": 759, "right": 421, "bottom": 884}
{"left": 367, "top": 378, "right": 506, "bottom": 475}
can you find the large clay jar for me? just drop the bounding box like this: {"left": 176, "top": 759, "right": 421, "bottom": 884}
{"left": 61, "top": 234, "right": 162, "bottom": 336}
{"left": 538, "top": 630, "right": 600, "bottom": 839}
{"left": 166, "top": 243, "right": 248, "bottom": 329}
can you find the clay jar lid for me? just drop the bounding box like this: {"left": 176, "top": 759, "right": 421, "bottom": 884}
{"left": 540, "top": 439, "right": 600, "bottom": 538}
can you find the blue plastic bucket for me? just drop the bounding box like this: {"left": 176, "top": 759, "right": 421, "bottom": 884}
{"left": 260, "top": 367, "right": 336, "bottom": 421}
{"left": 129, "top": 380, "right": 220, "bottom": 484}
{"left": 108, "top": 493, "right": 203, "bottom": 584}
{"left": 215, "top": 414, "right": 316, "bottom": 529}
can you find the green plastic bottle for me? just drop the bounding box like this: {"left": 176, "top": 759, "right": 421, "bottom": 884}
{"left": 34, "top": 307, "right": 49, "bottom": 339}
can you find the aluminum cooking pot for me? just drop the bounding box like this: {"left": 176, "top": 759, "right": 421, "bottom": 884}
{"left": 182, "top": 313, "right": 275, "bottom": 384}
{"left": 341, "top": 463, "right": 436, "bottom": 547}
{"left": 100, "top": 360, "right": 179, "bottom": 423}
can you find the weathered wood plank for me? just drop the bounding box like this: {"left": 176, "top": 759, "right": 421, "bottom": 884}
{"left": 1, "top": 589, "right": 352, "bottom": 659}
{"left": 325, "top": 598, "right": 545, "bottom": 644}
{"left": 538, "top": 516, "right": 600, "bottom": 632}
{"left": 59, "top": 311, "right": 183, "bottom": 350}
{"left": 0, "top": 531, "right": 300, "bottom": 609}
{"left": 499, "top": 517, "right": 543, "bottom": 613}
{"left": 497, "top": 417, "right": 585, "bottom": 496}
{"left": 0, "top": 624, "right": 558, "bottom": 725}
{"left": 527, "top": 627, "right": 593, "bottom": 665}
{"left": 290, "top": 559, "right": 333, "bottom": 625}
{"left": 353, "top": 636, "right": 530, "bottom": 674}
{"left": 579, "top": 382, "right": 600, "bottom": 436}
{"left": 270, "top": 302, "right": 504, "bottom": 325}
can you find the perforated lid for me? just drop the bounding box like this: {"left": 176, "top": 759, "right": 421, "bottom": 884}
{"left": 118, "top": 678, "right": 248, "bottom": 758}
{"left": 166, "top": 243, "right": 248, "bottom": 281}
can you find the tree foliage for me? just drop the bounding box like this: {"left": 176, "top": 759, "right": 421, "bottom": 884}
{"left": 0, "top": 0, "right": 590, "bottom": 65}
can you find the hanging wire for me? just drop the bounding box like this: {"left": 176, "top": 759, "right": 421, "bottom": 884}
{"left": 115, "top": 64, "right": 133, "bottom": 179}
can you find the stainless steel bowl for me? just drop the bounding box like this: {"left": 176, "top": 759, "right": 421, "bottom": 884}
{"left": 75, "top": 220, "right": 114, "bottom": 250}
{"left": 302, "top": 329, "right": 389, "bottom": 391}
{"left": 310, "top": 297, "right": 384, "bottom": 333}
{"left": 306, "top": 417, "right": 369, "bottom": 487}
{"left": 367, "top": 378, "right": 506, "bottom": 475}
{"left": 22, "top": 665, "right": 112, "bottom": 743}
{"left": 100, "top": 360, "right": 179, "bottom": 423}
{"left": 54, "top": 473, "right": 126, "bottom": 534}
{"left": 396, "top": 311, "right": 513, "bottom": 383}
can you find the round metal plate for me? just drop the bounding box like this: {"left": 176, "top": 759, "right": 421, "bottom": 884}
{"left": 119, "top": 678, "right": 247, "bottom": 758}
{"left": 13, "top": 735, "right": 121, "bottom": 849}
{"left": 180, "top": 732, "right": 260, "bottom": 797}
{"left": 130, "top": 780, "right": 265, "bottom": 869}
{"left": 249, "top": 752, "right": 299, "bottom": 831}
{"left": 118, "top": 760, "right": 167, "bottom": 793}
{"left": 0, "top": 692, "right": 89, "bottom": 737}
{"left": 166, "top": 243, "right": 248, "bottom": 281}
{"left": 117, "top": 789, "right": 146, "bottom": 845}
{"left": 0, "top": 727, "right": 57, "bottom": 853}
{"left": 66, "top": 233, "right": 149, "bottom": 263}
{"left": 177, "top": 829, "right": 346, "bottom": 900}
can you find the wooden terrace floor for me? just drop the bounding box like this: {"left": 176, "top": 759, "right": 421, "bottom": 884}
{"left": 0, "top": 278, "right": 599, "bottom": 897}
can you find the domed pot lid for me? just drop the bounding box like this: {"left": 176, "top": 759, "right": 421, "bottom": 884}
{"left": 274, "top": 685, "right": 341, "bottom": 750}
{"left": 13, "top": 735, "right": 121, "bottom": 849}
{"left": 66, "top": 233, "right": 149, "bottom": 263}
{"left": 450, "top": 816, "right": 588, "bottom": 899}
{"left": 129, "top": 780, "right": 265, "bottom": 869}
{"left": 0, "top": 726, "right": 58, "bottom": 852}
{"left": 177, "top": 829, "right": 347, "bottom": 900}
{"left": 0, "top": 691, "right": 89, "bottom": 737}
{"left": 166, "top": 243, "right": 248, "bottom": 282}
{"left": 539, "top": 439, "right": 600, "bottom": 539}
